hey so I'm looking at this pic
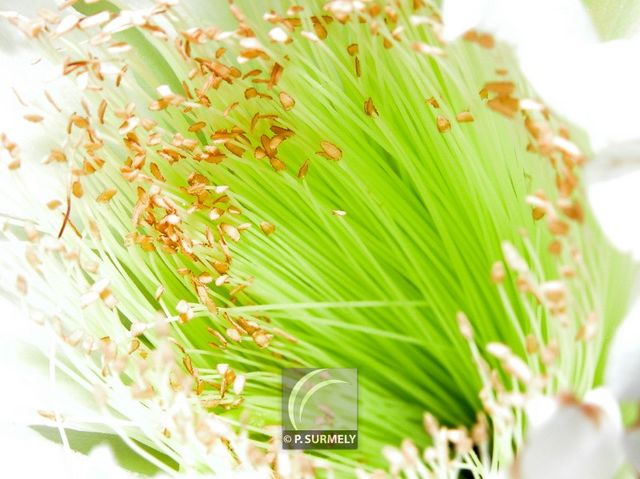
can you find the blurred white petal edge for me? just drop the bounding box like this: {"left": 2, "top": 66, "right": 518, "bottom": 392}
{"left": 606, "top": 301, "right": 640, "bottom": 400}
{"left": 518, "top": 389, "right": 624, "bottom": 479}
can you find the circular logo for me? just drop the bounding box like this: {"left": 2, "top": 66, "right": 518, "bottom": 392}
{"left": 283, "top": 434, "right": 292, "bottom": 444}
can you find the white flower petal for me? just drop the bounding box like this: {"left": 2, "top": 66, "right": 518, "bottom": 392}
{"left": 588, "top": 167, "right": 640, "bottom": 260}
{"left": 443, "top": 0, "right": 596, "bottom": 48}
{"left": 524, "top": 395, "right": 557, "bottom": 429}
{"left": 590, "top": 139, "right": 640, "bottom": 181}
{"left": 0, "top": 425, "right": 136, "bottom": 479}
{"left": 80, "top": 445, "right": 136, "bottom": 479}
{"left": 586, "top": 138, "right": 640, "bottom": 260}
{"left": 522, "top": 35, "right": 640, "bottom": 150}
{"left": 442, "top": 0, "right": 487, "bottom": 41}
{"left": 606, "top": 300, "right": 640, "bottom": 400}
{"left": 583, "top": 388, "right": 623, "bottom": 432}
{"left": 517, "top": 390, "right": 623, "bottom": 479}
{"left": 624, "top": 428, "right": 640, "bottom": 472}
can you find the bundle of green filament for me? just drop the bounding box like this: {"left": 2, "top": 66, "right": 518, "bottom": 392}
{"left": 0, "top": 0, "right": 636, "bottom": 477}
